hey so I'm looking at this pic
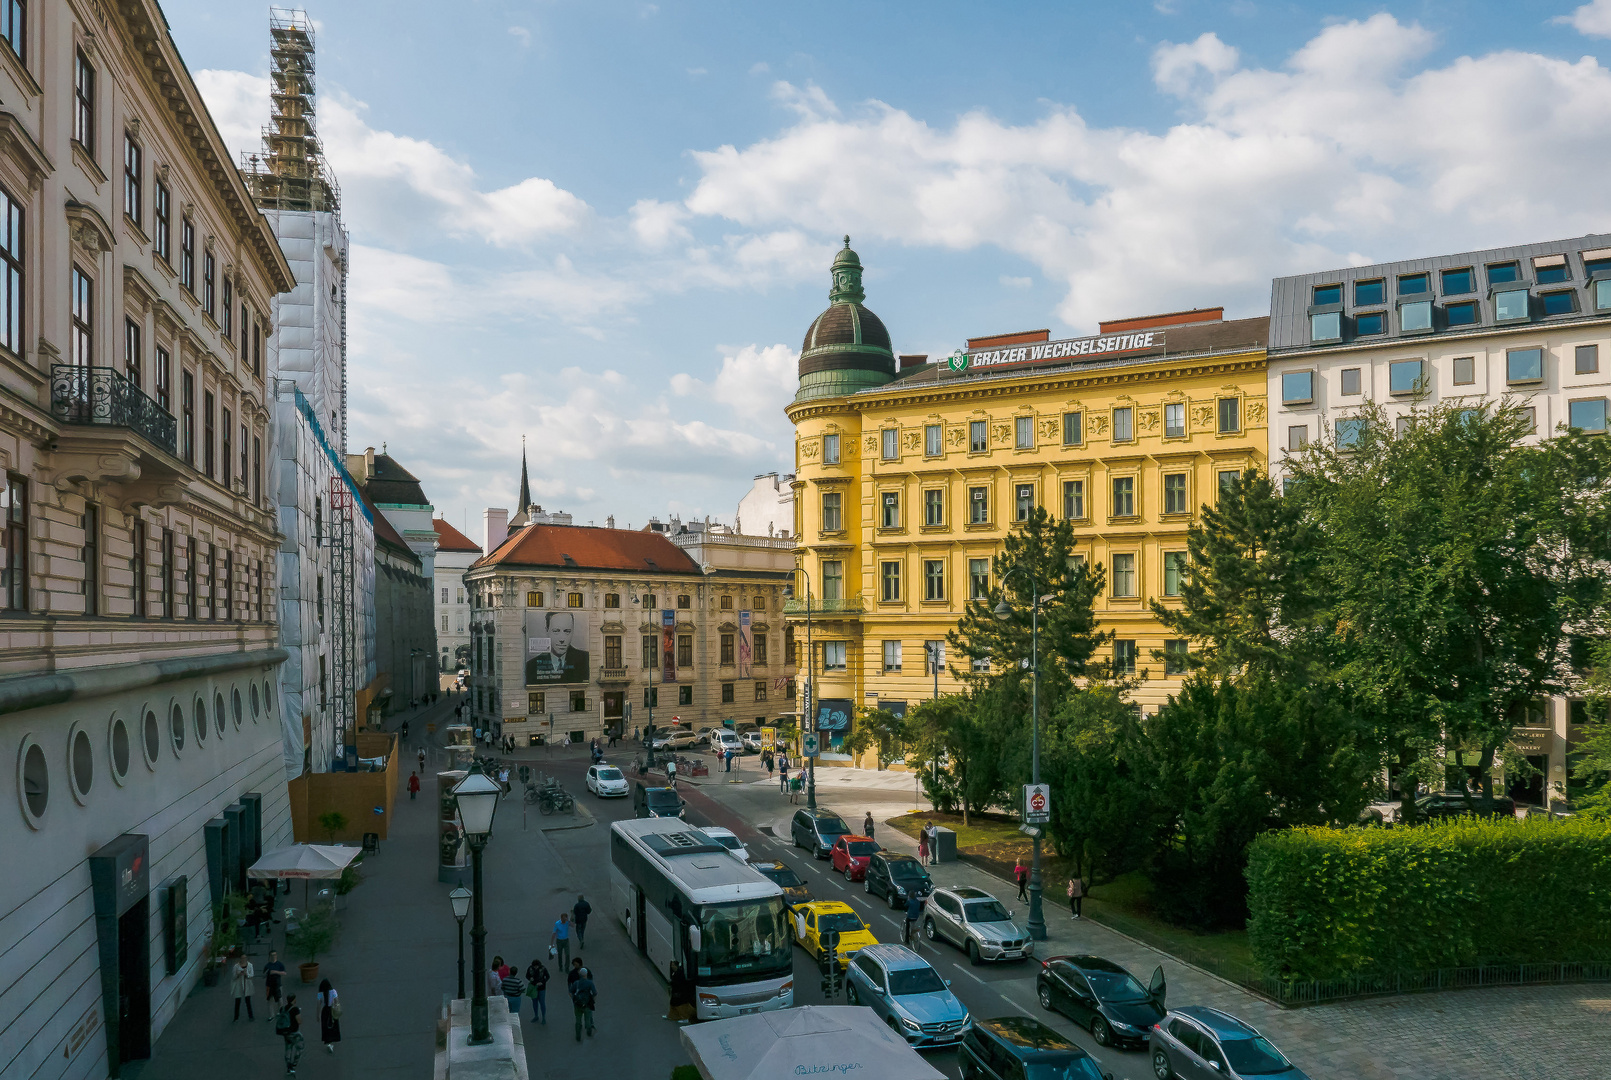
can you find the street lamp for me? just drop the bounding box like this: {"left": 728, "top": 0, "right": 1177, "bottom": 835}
{"left": 449, "top": 886, "right": 472, "bottom": 1000}
{"left": 994, "top": 567, "right": 1047, "bottom": 943}
{"left": 792, "top": 566, "right": 817, "bottom": 811}
{"left": 452, "top": 765, "right": 502, "bottom": 1044}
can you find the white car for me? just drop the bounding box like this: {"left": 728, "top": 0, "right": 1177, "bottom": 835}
{"left": 711, "top": 730, "right": 743, "bottom": 756}
{"left": 698, "top": 826, "right": 749, "bottom": 861}
{"left": 740, "top": 731, "right": 765, "bottom": 753}
{"left": 586, "top": 764, "right": 629, "bottom": 797}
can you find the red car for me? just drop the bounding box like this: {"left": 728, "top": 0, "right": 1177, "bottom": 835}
{"left": 829, "top": 835, "right": 881, "bottom": 882}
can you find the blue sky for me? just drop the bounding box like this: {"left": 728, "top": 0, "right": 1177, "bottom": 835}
{"left": 164, "top": 0, "right": 1611, "bottom": 538}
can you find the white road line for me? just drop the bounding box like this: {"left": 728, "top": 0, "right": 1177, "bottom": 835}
{"left": 956, "top": 968, "right": 988, "bottom": 986}
{"left": 1004, "top": 995, "right": 1037, "bottom": 1014}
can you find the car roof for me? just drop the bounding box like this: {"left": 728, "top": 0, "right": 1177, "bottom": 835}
{"left": 978, "top": 1017, "right": 1083, "bottom": 1058}
{"left": 951, "top": 887, "right": 994, "bottom": 900}
{"left": 859, "top": 943, "right": 933, "bottom": 970}
{"left": 879, "top": 852, "right": 920, "bottom": 864}
{"left": 800, "top": 808, "right": 842, "bottom": 820}
{"left": 839, "top": 834, "right": 872, "bottom": 843}
{"left": 800, "top": 900, "right": 855, "bottom": 914}
{"left": 1176, "top": 1006, "right": 1257, "bottom": 1038}
{"left": 748, "top": 860, "right": 786, "bottom": 870}
{"left": 1066, "top": 955, "right": 1129, "bottom": 975}
{"left": 699, "top": 826, "right": 737, "bottom": 838}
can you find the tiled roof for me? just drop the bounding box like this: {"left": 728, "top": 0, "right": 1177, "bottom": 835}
{"left": 361, "top": 453, "right": 431, "bottom": 507}
{"left": 473, "top": 523, "right": 702, "bottom": 575}
{"left": 433, "top": 517, "right": 482, "bottom": 553}
{"left": 360, "top": 489, "right": 420, "bottom": 565}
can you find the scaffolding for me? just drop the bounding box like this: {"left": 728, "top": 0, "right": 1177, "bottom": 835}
{"left": 328, "top": 473, "right": 357, "bottom": 761}
{"left": 242, "top": 9, "right": 340, "bottom": 213}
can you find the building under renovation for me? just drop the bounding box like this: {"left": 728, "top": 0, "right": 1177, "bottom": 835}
{"left": 245, "top": 10, "right": 377, "bottom": 775}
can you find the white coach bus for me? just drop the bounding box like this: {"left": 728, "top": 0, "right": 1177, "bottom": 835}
{"left": 609, "top": 817, "right": 794, "bottom": 1019}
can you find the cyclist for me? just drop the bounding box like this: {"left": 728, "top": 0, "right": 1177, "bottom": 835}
{"left": 904, "top": 892, "right": 924, "bottom": 947}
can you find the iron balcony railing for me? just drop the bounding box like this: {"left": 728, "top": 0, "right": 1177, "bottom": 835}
{"left": 50, "top": 365, "right": 178, "bottom": 456}
{"left": 782, "top": 597, "right": 864, "bottom": 616}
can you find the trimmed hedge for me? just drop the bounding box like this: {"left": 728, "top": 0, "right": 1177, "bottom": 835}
{"left": 1246, "top": 816, "right": 1611, "bottom": 981}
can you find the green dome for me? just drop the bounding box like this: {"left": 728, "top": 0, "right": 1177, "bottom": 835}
{"left": 794, "top": 237, "right": 895, "bottom": 404}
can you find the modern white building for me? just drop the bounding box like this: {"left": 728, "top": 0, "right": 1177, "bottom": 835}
{"left": 433, "top": 517, "right": 481, "bottom": 674}
{"left": 0, "top": 3, "right": 297, "bottom": 1076}
{"left": 735, "top": 472, "right": 795, "bottom": 538}
{"left": 1267, "top": 233, "right": 1611, "bottom": 805}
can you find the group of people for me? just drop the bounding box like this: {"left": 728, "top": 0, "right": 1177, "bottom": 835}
{"left": 487, "top": 896, "right": 599, "bottom": 1041}
{"left": 760, "top": 750, "right": 808, "bottom": 801}
{"left": 1010, "top": 859, "right": 1085, "bottom": 917}
{"left": 226, "top": 950, "right": 339, "bottom": 1075}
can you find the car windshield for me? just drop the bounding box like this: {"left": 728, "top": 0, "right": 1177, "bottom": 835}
{"left": 887, "top": 967, "right": 947, "bottom": 995}
{"left": 1220, "top": 1035, "right": 1292, "bottom": 1075}
{"left": 710, "top": 835, "right": 742, "bottom": 851}
{"left": 1025, "top": 1059, "right": 1105, "bottom": 1080}
{"left": 964, "top": 901, "right": 1012, "bottom": 923}
{"left": 597, "top": 768, "right": 623, "bottom": 782}
{"left": 646, "top": 791, "right": 680, "bottom": 808}
{"left": 846, "top": 841, "right": 879, "bottom": 856}
{"left": 816, "top": 817, "right": 849, "bottom": 835}
{"left": 887, "top": 861, "right": 928, "bottom": 881}
{"left": 695, "top": 898, "right": 792, "bottom": 980}
{"left": 758, "top": 866, "right": 804, "bottom": 888}
{"left": 817, "top": 912, "right": 865, "bottom": 935}
{"left": 1085, "top": 970, "right": 1150, "bottom": 1003}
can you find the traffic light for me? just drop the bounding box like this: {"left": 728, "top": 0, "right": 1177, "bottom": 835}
{"left": 819, "top": 930, "right": 843, "bottom": 998}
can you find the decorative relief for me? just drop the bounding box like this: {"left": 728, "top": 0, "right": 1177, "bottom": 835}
{"left": 864, "top": 435, "right": 877, "bottom": 453}
{"left": 992, "top": 423, "right": 1011, "bottom": 444}
{"left": 1090, "top": 413, "right": 1109, "bottom": 435}
{"left": 903, "top": 430, "right": 921, "bottom": 450}
{"left": 1039, "top": 419, "right": 1059, "bottom": 439}
{"left": 799, "top": 439, "right": 820, "bottom": 460}
{"left": 947, "top": 427, "right": 966, "bottom": 446}
{"left": 1246, "top": 401, "right": 1267, "bottom": 424}
{"left": 1140, "top": 409, "right": 1161, "bottom": 433}
{"left": 1192, "top": 404, "right": 1214, "bottom": 428}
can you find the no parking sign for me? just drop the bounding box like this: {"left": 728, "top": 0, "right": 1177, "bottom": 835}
{"left": 1024, "top": 784, "right": 1050, "bottom": 824}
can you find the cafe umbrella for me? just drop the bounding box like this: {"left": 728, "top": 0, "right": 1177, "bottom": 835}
{"left": 679, "top": 1005, "right": 943, "bottom": 1080}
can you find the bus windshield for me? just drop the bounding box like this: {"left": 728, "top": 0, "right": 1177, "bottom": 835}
{"left": 695, "top": 898, "right": 792, "bottom": 980}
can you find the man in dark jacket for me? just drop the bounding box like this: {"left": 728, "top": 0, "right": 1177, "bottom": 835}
{"left": 904, "top": 893, "right": 924, "bottom": 946}
{"left": 571, "top": 966, "right": 597, "bottom": 1041}
{"left": 572, "top": 895, "right": 592, "bottom": 948}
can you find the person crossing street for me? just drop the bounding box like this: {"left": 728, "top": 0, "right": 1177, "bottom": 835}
{"left": 570, "top": 966, "right": 597, "bottom": 1041}
{"left": 551, "top": 912, "right": 573, "bottom": 969}
{"left": 572, "top": 895, "right": 592, "bottom": 949}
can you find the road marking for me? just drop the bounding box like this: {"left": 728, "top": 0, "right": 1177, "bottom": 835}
{"left": 956, "top": 968, "right": 987, "bottom": 986}
{"left": 1005, "top": 995, "right": 1037, "bottom": 1014}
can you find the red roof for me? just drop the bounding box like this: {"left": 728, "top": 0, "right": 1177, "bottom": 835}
{"left": 433, "top": 517, "right": 482, "bottom": 553}
{"left": 473, "top": 523, "right": 701, "bottom": 575}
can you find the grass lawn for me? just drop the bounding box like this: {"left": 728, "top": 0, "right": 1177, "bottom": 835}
{"left": 886, "top": 810, "right": 1255, "bottom": 976}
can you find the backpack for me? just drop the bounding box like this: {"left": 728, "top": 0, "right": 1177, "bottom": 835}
{"left": 274, "top": 1008, "right": 292, "bottom": 1035}
{"left": 572, "top": 983, "right": 595, "bottom": 1010}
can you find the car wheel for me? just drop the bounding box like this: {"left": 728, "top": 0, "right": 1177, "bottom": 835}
{"left": 1091, "top": 1018, "right": 1113, "bottom": 1047}
{"left": 967, "top": 940, "right": 981, "bottom": 966}
{"left": 844, "top": 866, "right": 855, "bottom": 882}
{"left": 889, "top": 891, "right": 902, "bottom": 911}
{"left": 1152, "top": 1049, "right": 1174, "bottom": 1080}
{"left": 864, "top": 877, "right": 872, "bottom": 893}
{"left": 923, "top": 918, "right": 937, "bottom": 941}
{"left": 1037, "top": 984, "right": 1053, "bottom": 1010}
{"left": 845, "top": 982, "right": 859, "bottom": 1006}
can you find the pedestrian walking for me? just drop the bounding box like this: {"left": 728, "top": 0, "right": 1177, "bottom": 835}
{"left": 904, "top": 892, "right": 924, "bottom": 946}
{"left": 763, "top": 750, "right": 774, "bottom": 778}
{"left": 1015, "top": 859, "right": 1028, "bottom": 902}
{"left": 229, "top": 954, "right": 255, "bottom": 1020}
{"left": 487, "top": 955, "right": 506, "bottom": 997}
{"left": 263, "top": 950, "right": 286, "bottom": 1018}
{"left": 277, "top": 994, "right": 303, "bottom": 1075}
{"left": 917, "top": 826, "right": 930, "bottom": 864}
{"left": 723, "top": 748, "right": 732, "bottom": 773}
{"left": 570, "top": 966, "right": 597, "bottom": 1041}
{"left": 1067, "top": 876, "right": 1084, "bottom": 919}
{"left": 863, "top": 812, "right": 875, "bottom": 841}
{"left": 418, "top": 748, "right": 426, "bottom": 774}
{"left": 525, "top": 957, "right": 550, "bottom": 1023}
{"left": 408, "top": 771, "right": 421, "bottom": 800}
{"left": 566, "top": 956, "right": 585, "bottom": 992}
{"left": 924, "top": 824, "right": 938, "bottom": 865}
{"left": 317, "top": 978, "right": 341, "bottom": 1053}
{"left": 666, "top": 960, "right": 696, "bottom": 1023}
{"left": 500, "top": 965, "right": 527, "bottom": 1017}
{"left": 551, "top": 912, "right": 573, "bottom": 969}
{"left": 778, "top": 760, "right": 789, "bottom": 794}
{"left": 572, "top": 895, "right": 592, "bottom": 948}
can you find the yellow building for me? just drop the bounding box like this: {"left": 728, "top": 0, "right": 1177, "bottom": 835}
{"left": 783, "top": 242, "right": 1270, "bottom": 746}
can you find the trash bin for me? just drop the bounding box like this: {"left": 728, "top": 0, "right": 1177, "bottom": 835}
{"left": 931, "top": 826, "right": 957, "bottom": 863}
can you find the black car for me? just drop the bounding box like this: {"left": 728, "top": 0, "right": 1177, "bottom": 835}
{"left": 791, "top": 807, "right": 850, "bottom": 859}
{"left": 1412, "top": 792, "right": 1516, "bottom": 821}
{"left": 750, "top": 860, "right": 812, "bottom": 907}
{"left": 633, "top": 782, "right": 684, "bottom": 819}
{"left": 1036, "top": 954, "right": 1166, "bottom": 1050}
{"left": 864, "top": 851, "right": 933, "bottom": 909}
{"left": 961, "top": 1016, "right": 1110, "bottom": 1080}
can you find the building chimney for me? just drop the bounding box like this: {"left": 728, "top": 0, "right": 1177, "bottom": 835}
{"left": 606, "top": 515, "right": 616, "bottom": 529}
{"left": 364, "top": 446, "right": 375, "bottom": 478}
{"left": 899, "top": 354, "right": 929, "bottom": 369}
{"left": 484, "top": 507, "right": 509, "bottom": 553}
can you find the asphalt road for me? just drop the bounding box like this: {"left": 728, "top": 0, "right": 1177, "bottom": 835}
{"left": 544, "top": 750, "right": 1159, "bottom": 1080}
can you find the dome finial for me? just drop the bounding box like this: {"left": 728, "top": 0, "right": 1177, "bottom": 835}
{"left": 843, "top": 234, "right": 851, "bottom": 248}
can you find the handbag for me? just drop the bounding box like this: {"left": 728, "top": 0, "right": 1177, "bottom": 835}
{"left": 330, "top": 1001, "right": 342, "bottom": 1020}
{"left": 548, "top": 945, "right": 557, "bottom": 959}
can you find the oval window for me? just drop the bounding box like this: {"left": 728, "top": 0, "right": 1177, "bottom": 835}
{"left": 232, "top": 688, "right": 244, "bottom": 729}
{"left": 250, "top": 682, "right": 261, "bottom": 719}
{"left": 144, "top": 710, "right": 161, "bottom": 766}
{"left": 70, "top": 729, "right": 94, "bottom": 803}
{"left": 194, "top": 698, "right": 208, "bottom": 744}
{"left": 263, "top": 681, "right": 273, "bottom": 716}
{"left": 111, "top": 716, "right": 131, "bottom": 783}
{"left": 19, "top": 740, "right": 48, "bottom": 826}
{"left": 170, "top": 703, "right": 186, "bottom": 754}
{"left": 215, "top": 693, "right": 226, "bottom": 737}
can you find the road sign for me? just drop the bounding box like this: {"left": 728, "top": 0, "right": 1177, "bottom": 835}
{"left": 803, "top": 733, "right": 820, "bottom": 757}
{"left": 1025, "top": 783, "right": 1050, "bottom": 824}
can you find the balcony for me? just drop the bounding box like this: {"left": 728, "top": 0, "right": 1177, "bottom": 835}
{"left": 51, "top": 365, "right": 178, "bottom": 455}
{"left": 596, "top": 667, "right": 630, "bottom": 686}
{"left": 783, "top": 597, "right": 864, "bottom": 616}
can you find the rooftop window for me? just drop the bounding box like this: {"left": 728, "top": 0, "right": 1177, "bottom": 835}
{"left": 1354, "top": 279, "right": 1384, "bottom": 306}
{"left": 1311, "top": 311, "right": 1342, "bottom": 343}
{"left": 1312, "top": 283, "right": 1342, "bottom": 306}
{"left": 1540, "top": 290, "right": 1577, "bottom": 317}
{"left": 1399, "top": 299, "right": 1432, "bottom": 333}
{"left": 1584, "top": 255, "right": 1611, "bottom": 276}
{"left": 1446, "top": 301, "right": 1479, "bottom": 327}
{"left": 1534, "top": 255, "right": 1569, "bottom": 284}
{"left": 1487, "top": 261, "right": 1521, "bottom": 285}
{"left": 1397, "top": 272, "right": 1430, "bottom": 295}
{"left": 1441, "top": 267, "right": 1474, "bottom": 295}
{"left": 1494, "top": 288, "right": 1530, "bottom": 323}
{"left": 1354, "top": 311, "right": 1385, "bottom": 336}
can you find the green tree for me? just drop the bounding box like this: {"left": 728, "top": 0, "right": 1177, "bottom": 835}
{"left": 903, "top": 695, "right": 966, "bottom": 813}
{"left": 843, "top": 706, "right": 907, "bottom": 770}
{"left": 1574, "top": 640, "right": 1611, "bottom": 816}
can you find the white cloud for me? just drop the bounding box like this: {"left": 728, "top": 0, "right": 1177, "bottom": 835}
{"left": 688, "top": 67, "right": 708, "bottom": 77}
{"left": 673, "top": 343, "right": 799, "bottom": 417}
{"left": 750, "top": 62, "right": 771, "bottom": 75}
{"left": 630, "top": 198, "right": 693, "bottom": 248}
{"left": 1151, "top": 32, "right": 1239, "bottom": 97}
{"left": 770, "top": 80, "right": 841, "bottom": 120}
{"left": 1557, "top": 0, "right": 1611, "bottom": 38}
{"left": 1000, "top": 275, "right": 1032, "bottom": 289}
{"left": 508, "top": 25, "right": 532, "bottom": 47}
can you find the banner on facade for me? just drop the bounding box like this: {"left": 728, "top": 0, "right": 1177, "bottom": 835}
{"left": 524, "top": 610, "right": 590, "bottom": 685}
{"left": 738, "top": 610, "right": 753, "bottom": 679}
{"left": 949, "top": 329, "right": 1167, "bottom": 376}
{"left": 661, "top": 610, "right": 676, "bottom": 684}
{"left": 816, "top": 698, "right": 852, "bottom": 732}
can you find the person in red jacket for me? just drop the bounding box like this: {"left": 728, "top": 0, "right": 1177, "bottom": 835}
{"left": 408, "top": 771, "right": 421, "bottom": 800}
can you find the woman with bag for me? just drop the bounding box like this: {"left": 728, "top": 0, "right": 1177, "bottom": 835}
{"left": 526, "top": 957, "right": 550, "bottom": 1024}
{"left": 317, "top": 978, "right": 342, "bottom": 1053}
{"left": 278, "top": 994, "right": 304, "bottom": 1075}
{"left": 1067, "top": 876, "right": 1084, "bottom": 919}
{"left": 228, "top": 953, "right": 254, "bottom": 1020}
{"left": 918, "top": 827, "right": 930, "bottom": 865}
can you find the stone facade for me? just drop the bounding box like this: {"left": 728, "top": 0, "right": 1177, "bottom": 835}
{"left": 432, "top": 517, "right": 480, "bottom": 675}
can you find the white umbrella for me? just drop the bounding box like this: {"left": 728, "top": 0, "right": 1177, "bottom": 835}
{"left": 679, "top": 1005, "right": 944, "bottom": 1080}
{"left": 248, "top": 844, "right": 360, "bottom": 880}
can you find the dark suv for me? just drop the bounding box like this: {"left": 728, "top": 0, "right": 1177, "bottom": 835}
{"left": 791, "top": 807, "right": 850, "bottom": 859}
{"left": 864, "top": 851, "right": 933, "bottom": 909}
{"left": 1412, "top": 792, "right": 1516, "bottom": 821}
{"left": 961, "top": 1016, "right": 1110, "bottom": 1080}
{"left": 633, "top": 783, "right": 684, "bottom": 819}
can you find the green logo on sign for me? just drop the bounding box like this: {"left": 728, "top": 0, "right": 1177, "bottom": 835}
{"left": 946, "top": 350, "right": 970, "bottom": 372}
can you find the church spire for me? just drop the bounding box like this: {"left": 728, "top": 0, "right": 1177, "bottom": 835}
{"left": 518, "top": 434, "right": 532, "bottom": 512}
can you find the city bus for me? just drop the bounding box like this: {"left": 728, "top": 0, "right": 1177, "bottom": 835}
{"left": 609, "top": 817, "right": 794, "bottom": 1019}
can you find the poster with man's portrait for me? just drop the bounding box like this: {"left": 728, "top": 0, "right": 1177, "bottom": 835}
{"left": 525, "top": 610, "right": 590, "bottom": 684}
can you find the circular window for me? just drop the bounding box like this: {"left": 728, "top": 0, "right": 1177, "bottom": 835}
{"left": 170, "top": 703, "right": 185, "bottom": 755}
{"left": 110, "top": 716, "right": 131, "bottom": 784}
{"left": 69, "top": 728, "right": 93, "bottom": 804}
{"left": 194, "top": 698, "right": 208, "bottom": 744}
{"left": 18, "top": 738, "right": 47, "bottom": 827}
{"left": 215, "top": 693, "right": 227, "bottom": 737}
{"left": 250, "top": 682, "right": 261, "bottom": 719}
{"left": 143, "top": 711, "right": 161, "bottom": 767}
{"left": 263, "top": 681, "right": 273, "bottom": 716}
{"left": 232, "top": 688, "right": 243, "bottom": 729}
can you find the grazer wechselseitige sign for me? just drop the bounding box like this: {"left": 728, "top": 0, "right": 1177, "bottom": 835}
{"left": 955, "top": 330, "right": 1167, "bottom": 374}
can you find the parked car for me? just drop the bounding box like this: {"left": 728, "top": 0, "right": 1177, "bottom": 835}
{"left": 922, "top": 886, "right": 1033, "bottom": 965}
{"left": 697, "top": 825, "right": 749, "bottom": 861}
{"left": 791, "top": 807, "right": 851, "bottom": 860}
{"left": 695, "top": 726, "right": 721, "bottom": 746}
{"left": 1150, "top": 1006, "right": 1309, "bottom": 1080}
{"left": 711, "top": 730, "right": 744, "bottom": 756}
{"left": 749, "top": 860, "right": 812, "bottom": 907}
{"left": 650, "top": 728, "right": 698, "bottom": 751}
{"left": 961, "top": 1016, "right": 1110, "bottom": 1080}
{"left": 1036, "top": 954, "right": 1165, "bottom": 1049}
{"left": 585, "top": 764, "right": 628, "bottom": 797}
{"left": 632, "top": 782, "right": 684, "bottom": 819}
{"left": 740, "top": 730, "right": 765, "bottom": 752}
{"left": 845, "top": 944, "right": 969, "bottom": 1049}
{"left": 864, "top": 851, "right": 933, "bottom": 909}
{"left": 791, "top": 900, "right": 878, "bottom": 967}
{"left": 1412, "top": 791, "right": 1516, "bottom": 821}
{"left": 829, "top": 835, "right": 880, "bottom": 881}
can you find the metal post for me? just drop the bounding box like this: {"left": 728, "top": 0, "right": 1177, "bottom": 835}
{"left": 468, "top": 837, "right": 490, "bottom": 1044}
{"left": 645, "top": 691, "right": 656, "bottom": 770}
{"left": 1027, "top": 590, "right": 1045, "bottom": 942}
{"left": 455, "top": 914, "right": 467, "bottom": 1000}
{"left": 806, "top": 581, "right": 816, "bottom": 811}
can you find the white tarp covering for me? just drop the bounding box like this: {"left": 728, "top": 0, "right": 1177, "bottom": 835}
{"left": 247, "top": 843, "right": 361, "bottom": 880}
{"left": 679, "top": 1006, "right": 944, "bottom": 1080}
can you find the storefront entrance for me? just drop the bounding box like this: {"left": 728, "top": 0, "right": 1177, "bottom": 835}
{"left": 603, "top": 692, "right": 625, "bottom": 735}
{"left": 90, "top": 834, "right": 151, "bottom": 1075}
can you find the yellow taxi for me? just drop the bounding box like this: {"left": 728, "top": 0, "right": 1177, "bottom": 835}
{"left": 791, "top": 900, "right": 878, "bottom": 967}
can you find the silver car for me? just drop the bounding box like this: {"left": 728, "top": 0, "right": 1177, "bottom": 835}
{"left": 921, "top": 886, "right": 1034, "bottom": 965}
{"left": 1149, "top": 1005, "right": 1310, "bottom": 1080}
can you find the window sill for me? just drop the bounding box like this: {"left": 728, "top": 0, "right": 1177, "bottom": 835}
{"left": 963, "top": 522, "right": 996, "bottom": 531}
{"left": 816, "top": 530, "right": 847, "bottom": 541}
{"left": 919, "top": 524, "right": 949, "bottom": 533}
{"left": 0, "top": 42, "right": 41, "bottom": 98}
{"left": 1061, "top": 442, "right": 1083, "bottom": 450}
{"left": 876, "top": 527, "right": 907, "bottom": 536}
{"left": 72, "top": 140, "right": 107, "bottom": 187}
{"left": 1158, "top": 511, "right": 1192, "bottom": 523}
{"left": 919, "top": 599, "right": 949, "bottom": 606}
{"left": 1107, "top": 515, "right": 1143, "bottom": 526}
{"left": 1108, "top": 595, "right": 1142, "bottom": 603}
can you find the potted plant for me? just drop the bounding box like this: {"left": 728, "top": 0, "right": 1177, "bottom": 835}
{"left": 317, "top": 810, "right": 349, "bottom": 844}
{"left": 286, "top": 904, "right": 336, "bottom": 984}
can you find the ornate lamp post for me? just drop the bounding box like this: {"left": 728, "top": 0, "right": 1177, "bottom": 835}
{"left": 449, "top": 886, "right": 472, "bottom": 1000}
{"left": 995, "top": 568, "right": 1047, "bottom": 943}
{"left": 452, "top": 765, "right": 501, "bottom": 1044}
{"left": 792, "top": 566, "right": 817, "bottom": 810}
